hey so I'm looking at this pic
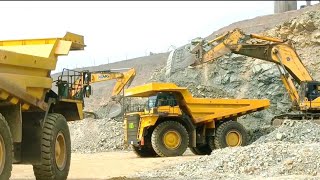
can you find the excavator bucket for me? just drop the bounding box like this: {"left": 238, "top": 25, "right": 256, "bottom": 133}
{"left": 108, "top": 101, "right": 123, "bottom": 119}
{"left": 165, "top": 46, "right": 196, "bottom": 77}
{"left": 82, "top": 68, "right": 136, "bottom": 120}
{"left": 89, "top": 102, "right": 123, "bottom": 120}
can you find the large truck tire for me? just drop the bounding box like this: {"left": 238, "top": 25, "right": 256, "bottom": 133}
{"left": 0, "top": 114, "right": 12, "bottom": 180}
{"left": 207, "top": 136, "right": 216, "bottom": 151}
{"left": 151, "top": 121, "right": 189, "bottom": 157}
{"left": 33, "top": 113, "right": 71, "bottom": 180}
{"left": 132, "top": 145, "right": 157, "bottom": 158}
{"left": 189, "top": 144, "right": 212, "bottom": 155}
{"left": 213, "top": 120, "right": 248, "bottom": 149}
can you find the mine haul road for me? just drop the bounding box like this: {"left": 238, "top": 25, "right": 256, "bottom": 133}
{"left": 11, "top": 150, "right": 198, "bottom": 180}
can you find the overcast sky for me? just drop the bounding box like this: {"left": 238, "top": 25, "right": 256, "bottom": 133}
{"left": 0, "top": 1, "right": 315, "bottom": 73}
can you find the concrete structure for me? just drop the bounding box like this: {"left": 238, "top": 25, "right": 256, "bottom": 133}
{"left": 306, "top": 0, "right": 311, "bottom": 6}
{"left": 274, "top": 1, "right": 297, "bottom": 13}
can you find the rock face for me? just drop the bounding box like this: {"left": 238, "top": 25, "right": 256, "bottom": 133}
{"left": 150, "top": 10, "right": 320, "bottom": 131}
{"left": 137, "top": 121, "right": 320, "bottom": 179}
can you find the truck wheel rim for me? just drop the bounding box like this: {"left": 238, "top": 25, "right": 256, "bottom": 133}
{"left": 163, "top": 130, "right": 181, "bottom": 150}
{"left": 226, "top": 130, "right": 242, "bottom": 147}
{"left": 55, "top": 132, "right": 67, "bottom": 171}
{"left": 0, "top": 135, "right": 5, "bottom": 174}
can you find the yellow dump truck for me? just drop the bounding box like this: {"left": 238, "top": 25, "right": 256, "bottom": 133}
{"left": 124, "top": 83, "right": 270, "bottom": 157}
{"left": 0, "top": 32, "right": 85, "bottom": 179}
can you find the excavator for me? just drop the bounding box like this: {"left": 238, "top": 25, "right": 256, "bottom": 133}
{"left": 179, "top": 28, "right": 320, "bottom": 126}
{"left": 57, "top": 67, "right": 136, "bottom": 118}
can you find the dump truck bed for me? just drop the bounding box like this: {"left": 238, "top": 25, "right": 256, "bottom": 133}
{"left": 0, "top": 32, "right": 85, "bottom": 111}
{"left": 125, "top": 82, "right": 270, "bottom": 123}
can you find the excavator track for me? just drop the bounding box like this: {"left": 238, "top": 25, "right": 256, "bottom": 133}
{"left": 271, "top": 113, "right": 320, "bottom": 127}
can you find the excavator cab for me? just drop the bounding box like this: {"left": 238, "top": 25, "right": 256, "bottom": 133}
{"left": 303, "top": 81, "right": 320, "bottom": 101}
{"left": 57, "top": 68, "right": 86, "bottom": 100}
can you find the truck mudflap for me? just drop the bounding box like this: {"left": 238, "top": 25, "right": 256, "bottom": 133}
{"left": 125, "top": 114, "right": 140, "bottom": 145}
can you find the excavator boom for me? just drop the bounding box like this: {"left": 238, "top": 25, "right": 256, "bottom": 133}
{"left": 191, "top": 28, "right": 312, "bottom": 83}
{"left": 184, "top": 28, "right": 320, "bottom": 125}
{"left": 111, "top": 68, "right": 136, "bottom": 96}
{"left": 58, "top": 67, "right": 136, "bottom": 119}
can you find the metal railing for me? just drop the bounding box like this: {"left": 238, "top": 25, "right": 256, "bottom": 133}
{"left": 56, "top": 68, "right": 87, "bottom": 100}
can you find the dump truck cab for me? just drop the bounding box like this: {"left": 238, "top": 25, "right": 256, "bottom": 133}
{"left": 145, "top": 92, "right": 181, "bottom": 115}
{"left": 124, "top": 82, "right": 270, "bottom": 157}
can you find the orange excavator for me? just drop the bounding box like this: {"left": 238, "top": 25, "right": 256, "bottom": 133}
{"left": 177, "top": 28, "right": 320, "bottom": 126}
{"left": 57, "top": 67, "right": 136, "bottom": 118}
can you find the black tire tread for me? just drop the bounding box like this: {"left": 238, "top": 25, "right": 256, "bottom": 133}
{"left": 0, "top": 113, "right": 12, "bottom": 179}
{"left": 189, "top": 146, "right": 199, "bottom": 155}
{"left": 151, "top": 121, "right": 189, "bottom": 157}
{"left": 214, "top": 120, "right": 247, "bottom": 149}
{"left": 207, "top": 136, "right": 215, "bottom": 151}
{"left": 132, "top": 145, "right": 157, "bottom": 158}
{"left": 33, "top": 113, "right": 70, "bottom": 180}
{"left": 189, "top": 144, "right": 212, "bottom": 155}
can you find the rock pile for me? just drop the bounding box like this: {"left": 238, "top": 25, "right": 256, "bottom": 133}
{"left": 139, "top": 142, "right": 320, "bottom": 179}
{"left": 68, "top": 118, "right": 128, "bottom": 153}
{"left": 255, "top": 120, "right": 320, "bottom": 144}
{"left": 137, "top": 121, "right": 320, "bottom": 179}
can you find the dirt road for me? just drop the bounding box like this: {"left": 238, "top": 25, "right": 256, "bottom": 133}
{"left": 11, "top": 150, "right": 198, "bottom": 180}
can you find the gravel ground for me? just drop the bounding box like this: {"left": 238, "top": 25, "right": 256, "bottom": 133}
{"left": 136, "top": 121, "right": 320, "bottom": 179}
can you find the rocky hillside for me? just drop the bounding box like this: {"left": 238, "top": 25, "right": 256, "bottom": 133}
{"left": 207, "top": 3, "right": 320, "bottom": 39}
{"left": 150, "top": 8, "right": 320, "bottom": 131}
{"left": 68, "top": 4, "right": 320, "bottom": 156}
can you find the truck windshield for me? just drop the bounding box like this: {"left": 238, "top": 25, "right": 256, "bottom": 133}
{"left": 148, "top": 95, "right": 157, "bottom": 108}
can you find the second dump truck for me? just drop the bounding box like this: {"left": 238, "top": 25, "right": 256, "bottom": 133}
{"left": 0, "top": 32, "right": 87, "bottom": 180}
{"left": 124, "top": 82, "right": 270, "bottom": 157}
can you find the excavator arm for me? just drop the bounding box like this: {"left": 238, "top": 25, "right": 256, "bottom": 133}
{"left": 191, "top": 28, "right": 312, "bottom": 83}
{"left": 59, "top": 68, "right": 136, "bottom": 119}
{"left": 66, "top": 68, "right": 136, "bottom": 100}
{"left": 110, "top": 68, "right": 136, "bottom": 96}
{"left": 85, "top": 68, "right": 136, "bottom": 97}
{"left": 189, "top": 28, "right": 315, "bottom": 109}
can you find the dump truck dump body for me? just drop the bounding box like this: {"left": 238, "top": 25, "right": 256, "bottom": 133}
{"left": 0, "top": 32, "right": 86, "bottom": 179}
{"left": 124, "top": 82, "right": 270, "bottom": 157}
{"left": 0, "top": 32, "right": 85, "bottom": 111}
{"left": 125, "top": 82, "right": 270, "bottom": 123}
